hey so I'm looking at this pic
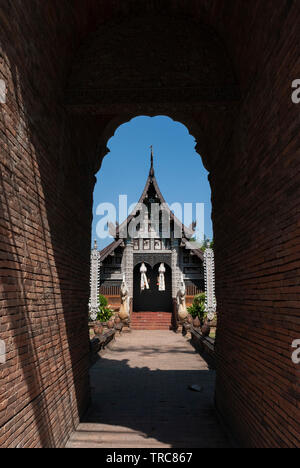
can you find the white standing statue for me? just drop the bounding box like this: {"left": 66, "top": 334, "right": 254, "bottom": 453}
{"left": 88, "top": 240, "right": 100, "bottom": 322}
{"left": 204, "top": 248, "right": 217, "bottom": 321}
{"left": 158, "top": 263, "right": 166, "bottom": 291}
{"left": 177, "top": 274, "right": 188, "bottom": 321}
{"left": 119, "top": 274, "right": 130, "bottom": 321}
{"left": 140, "top": 263, "right": 150, "bottom": 291}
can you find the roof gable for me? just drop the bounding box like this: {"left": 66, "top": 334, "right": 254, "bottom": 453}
{"left": 116, "top": 149, "right": 194, "bottom": 240}
{"left": 100, "top": 148, "right": 200, "bottom": 259}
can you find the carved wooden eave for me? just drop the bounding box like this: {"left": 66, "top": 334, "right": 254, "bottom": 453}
{"left": 180, "top": 238, "right": 204, "bottom": 261}
{"left": 99, "top": 238, "right": 123, "bottom": 263}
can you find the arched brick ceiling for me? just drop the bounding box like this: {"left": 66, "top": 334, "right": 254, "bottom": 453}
{"left": 61, "top": 0, "right": 294, "bottom": 173}
{"left": 67, "top": 0, "right": 292, "bottom": 93}
{"left": 68, "top": 15, "right": 235, "bottom": 90}
{"left": 2, "top": 0, "right": 293, "bottom": 102}
{"left": 64, "top": 6, "right": 240, "bottom": 173}
{"left": 1, "top": 0, "right": 290, "bottom": 173}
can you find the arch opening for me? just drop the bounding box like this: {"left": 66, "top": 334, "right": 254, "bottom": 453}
{"left": 133, "top": 262, "right": 173, "bottom": 313}
{"left": 94, "top": 115, "right": 212, "bottom": 330}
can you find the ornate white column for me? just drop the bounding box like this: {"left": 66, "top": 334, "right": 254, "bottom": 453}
{"left": 123, "top": 239, "right": 133, "bottom": 297}
{"left": 88, "top": 240, "right": 100, "bottom": 321}
{"left": 204, "top": 248, "right": 217, "bottom": 320}
{"left": 171, "top": 239, "right": 181, "bottom": 298}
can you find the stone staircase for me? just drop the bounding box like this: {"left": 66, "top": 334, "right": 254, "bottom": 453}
{"left": 131, "top": 311, "right": 172, "bottom": 330}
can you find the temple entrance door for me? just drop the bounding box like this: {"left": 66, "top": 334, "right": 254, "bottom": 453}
{"left": 133, "top": 263, "right": 173, "bottom": 312}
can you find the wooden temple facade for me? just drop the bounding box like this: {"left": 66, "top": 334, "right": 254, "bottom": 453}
{"left": 92, "top": 150, "right": 205, "bottom": 329}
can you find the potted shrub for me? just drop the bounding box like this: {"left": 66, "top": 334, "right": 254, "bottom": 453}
{"left": 187, "top": 293, "right": 208, "bottom": 332}
{"left": 193, "top": 316, "right": 201, "bottom": 328}
{"left": 94, "top": 324, "right": 104, "bottom": 336}
{"left": 187, "top": 314, "right": 193, "bottom": 324}
{"left": 97, "top": 294, "right": 114, "bottom": 326}
{"left": 114, "top": 315, "right": 121, "bottom": 325}
{"left": 201, "top": 320, "right": 211, "bottom": 337}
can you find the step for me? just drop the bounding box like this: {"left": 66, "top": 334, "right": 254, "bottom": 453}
{"left": 132, "top": 321, "right": 171, "bottom": 324}
{"left": 132, "top": 326, "right": 171, "bottom": 330}
{"left": 131, "top": 321, "right": 171, "bottom": 323}
{"left": 132, "top": 325, "right": 171, "bottom": 327}
{"left": 131, "top": 319, "right": 171, "bottom": 321}
{"left": 131, "top": 321, "right": 171, "bottom": 324}
{"left": 131, "top": 311, "right": 172, "bottom": 330}
{"left": 131, "top": 325, "right": 172, "bottom": 330}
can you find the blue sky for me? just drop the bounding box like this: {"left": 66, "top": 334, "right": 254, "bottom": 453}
{"left": 91, "top": 116, "right": 213, "bottom": 249}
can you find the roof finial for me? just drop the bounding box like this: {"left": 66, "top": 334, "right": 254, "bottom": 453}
{"left": 149, "top": 145, "right": 154, "bottom": 177}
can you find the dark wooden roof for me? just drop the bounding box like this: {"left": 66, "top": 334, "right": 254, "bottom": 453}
{"left": 116, "top": 165, "right": 195, "bottom": 239}
{"left": 99, "top": 155, "right": 202, "bottom": 261}
{"left": 180, "top": 238, "right": 204, "bottom": 261}
{"left": 99, "top": 238, "right": 123, "bottom": 263}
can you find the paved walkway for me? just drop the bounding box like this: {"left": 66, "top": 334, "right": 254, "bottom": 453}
{"left": 66, "top": 331, "right": 230, "bottom": 448}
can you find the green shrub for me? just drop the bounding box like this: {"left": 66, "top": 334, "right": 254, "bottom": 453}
{"left": 97, "top": 294, "right": 113, "bottom": 322}
{"left": 188, "top": 293, "right": 207, "bottom": 323}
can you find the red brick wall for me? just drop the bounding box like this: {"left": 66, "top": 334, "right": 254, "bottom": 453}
{"left": 0, "top": 2, "right": 93, "bottom": 448}
{"left": 213, "top": 7, "right": 300, "bottom": 446}
{"left": 0, "top": 1, "right": 299, "bottom": 448}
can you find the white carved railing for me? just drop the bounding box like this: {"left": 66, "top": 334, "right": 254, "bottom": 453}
{"left": 89, "top": 240, "right": 100, "bottom": 321}
{"left": 204, "top": 248, "right": 217, "bottom": 321}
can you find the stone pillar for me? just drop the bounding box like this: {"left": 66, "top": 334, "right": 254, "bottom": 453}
{"left": 171, "top": 239, "right": 181, "bottom": 298}
{"left": 204, "top": 248, "right": 217, "bottom": 320}
{"left": 88, "top": 240, "right": 100, "bottom": 321}
{"left": 123, "top": 239, "right": 133, "bottom": 298}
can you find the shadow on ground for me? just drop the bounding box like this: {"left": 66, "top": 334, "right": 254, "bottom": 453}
{"left": 67, "top": 332, "right": 230, "bottom": 448}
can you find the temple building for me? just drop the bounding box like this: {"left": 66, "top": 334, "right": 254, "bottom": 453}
{"left": 92, "top": 149, "right": 206, "bottom": 329}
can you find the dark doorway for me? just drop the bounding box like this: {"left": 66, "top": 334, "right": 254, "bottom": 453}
{"left": 133, "top": 263, "right": 172, "bottom": 312}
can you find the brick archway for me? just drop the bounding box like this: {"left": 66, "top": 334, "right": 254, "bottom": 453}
{"left": 66, "top": 12, "right": 239, "bottom": 174}
{"left": 0, "top": 1, "right": 299, "bottom": 448}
